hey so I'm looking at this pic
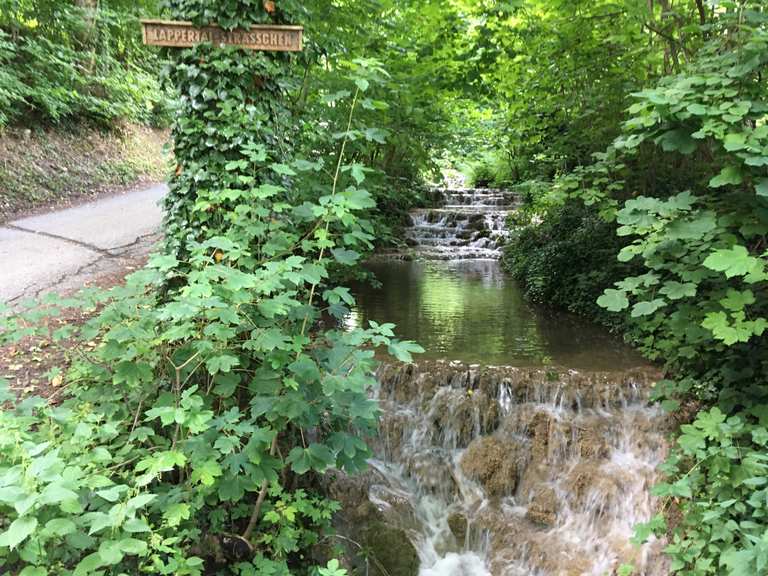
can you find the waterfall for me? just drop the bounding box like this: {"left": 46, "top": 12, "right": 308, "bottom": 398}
{"left": 332, "top": 187, "right": 668, "bottom": 576}
{"left": 405, "top": 188, "right": 520, "bottom": 259}
{"left": 368, "top": 363, "right": 668, "bottom": 576}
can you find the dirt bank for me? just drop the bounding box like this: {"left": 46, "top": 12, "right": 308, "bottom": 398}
{"left": 0, "top": 123, "right": 168, "bottom": 222}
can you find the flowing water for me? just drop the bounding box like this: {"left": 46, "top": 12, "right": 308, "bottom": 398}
{"left": 338, "top": 188, "right": 667, "bottom": 576}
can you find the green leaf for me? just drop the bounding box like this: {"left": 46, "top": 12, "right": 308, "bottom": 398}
{"left": 96, "top": 485, "right": 128, "bottom": 503}
{"left": 40, "top": 483, "right": 79, "bottom": 506}
{"left": 0, "top": 516, "right": 38, "bottom": 550}
{"left": 659, "top": 129, "right": 697, "bottom": 155}
{"left": 723, "top": 132, "right": 747, "bottom": 151}
{"left": 349, "top": 163, "right": 367, "bottom": 184}
{"left": 631, "top": 299, "right": 666, "bottom": 318}
{"left": 206, "top": 354, "right": 240, "bottom": 374}
{"left": 756, "top": 178, "right": 768, "bottom": 197}
{"left": 119, "top": 538, "right": 149, "bottom": 556}
{"left": 126, "top": 493, "right": 157, "bottom": 511}
{"left": 721, "top": 549, "right": 756, "bottom": 576}
{"left": 114, "top": 361, "right": 152, "bottom": 387}
{"left": 19, "top": 568, "right": 48, "bottom": 576}
{"left": 164, "top": 503, "right": 191, "bottom": 527}
{"left": 270, "top": 163, "right": 297, "bottom": 176}
{"left": 659, "top": 281, "right": 697, "bottom": 300}
{"left": 354, "top": 78, "right": 370, "bottom": 92}
{"left": 597, "top": 289, "right": 629, "bottom": 312}
{"left": 331, "top": 248, "right": 360, "bottom": 266}
{"left": 709, "top": 165, "right": 743, "bottom": 188}
{"left": 703, "top": 245, "right": 762, "bottom": 279}
{"left": 74, "top": 552, "right": 105, "bottom": 575}
{"left": 387, "top": 340, "right": 424, "bottom": 363}
{"left": 98, "top": 539, "right": 124, "bottom": 565}
{"left": 720, "top": 289, "right": 755, "bottom": 312}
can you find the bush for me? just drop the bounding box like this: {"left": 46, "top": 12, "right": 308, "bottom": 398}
{"left": 466, "top": 152, "right": 517, "bottom": 188}
{"left": 0, "top": 4, "right": 168, "bottom": 129}
{"left": 503, "top": 200, "right": 636, "bottom": 329}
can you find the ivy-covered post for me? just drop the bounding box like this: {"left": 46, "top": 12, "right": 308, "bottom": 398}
{"left": 133, "top": 5, "right": 414, "bottom": 572}
{"left": 158, "top": 0, "right": 304, "bottom": 264}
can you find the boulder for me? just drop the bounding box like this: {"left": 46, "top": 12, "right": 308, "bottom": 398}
{"left": 361, "top": 521, "right": 420, "bottom": 576}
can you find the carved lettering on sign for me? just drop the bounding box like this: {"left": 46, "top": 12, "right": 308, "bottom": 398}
{"left": 141, "top": 20, "right": 303, "bottom": 52}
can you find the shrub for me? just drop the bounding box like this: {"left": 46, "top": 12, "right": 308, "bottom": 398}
{"left": 503, "top": 200, "right": 637, "bottom": 329}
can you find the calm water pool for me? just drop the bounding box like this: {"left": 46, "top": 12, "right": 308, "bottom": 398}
{"left": 346, "top": 259, "right": 645, "bottom": 370}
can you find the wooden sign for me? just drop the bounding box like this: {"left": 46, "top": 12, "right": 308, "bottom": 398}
{"left": 141, "top": 20, "right": 303, "bottom": 52}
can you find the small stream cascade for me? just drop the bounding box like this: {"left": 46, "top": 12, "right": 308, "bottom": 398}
{"left": 367, "top": 363, "right": 668, "bottom": 576}
{"left": 406, "top": 188, "right": 520, "bottom": 259}
{"left": 336, "top": 187, "right": 668, "bottom": 575}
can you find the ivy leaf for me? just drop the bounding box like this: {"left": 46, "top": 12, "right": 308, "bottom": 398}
{"left": 709, "top": 165, "right": 743, "bottom": 188}
{"left": 0, "top": 516, "right": 38, "bottom": 550}
{"left": 597, "top": 289, "right": 629, "bottom": 312}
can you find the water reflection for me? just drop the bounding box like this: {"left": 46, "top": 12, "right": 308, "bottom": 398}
{"left": 348, "top": 260, "right": 644, "bottom": 370}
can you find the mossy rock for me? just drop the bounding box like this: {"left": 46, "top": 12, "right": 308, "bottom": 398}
{"left": 448, "top": 513, "right": 468, "bottom": 545}
{"left": 362, "top": 521, "right": 420, "bottom": 576}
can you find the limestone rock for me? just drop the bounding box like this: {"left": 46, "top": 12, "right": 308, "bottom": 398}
{"left": 525, "top": 487, "right": 558, "bottom": 527}
{"left": 460, "top": 436, "right": 522, "bottom": 497}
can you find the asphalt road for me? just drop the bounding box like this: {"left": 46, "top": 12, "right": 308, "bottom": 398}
{"left": 0, "top": 183, "right": 167, "bottom": 304}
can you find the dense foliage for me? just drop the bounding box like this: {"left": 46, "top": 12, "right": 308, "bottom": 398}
{"left": 504, "top": 2, "right": 768, "bottom": 573}
{"left": 3, "top": 0, "right": 767, "bottom": 573}
{"left": 504, "top": 200, "right": 637, "bottom": 327}
{"left": 0, "top": 1, "right": 422, "bottom": 574}
{"left": 0, "top": 0, "right": 167, "bottom": 127}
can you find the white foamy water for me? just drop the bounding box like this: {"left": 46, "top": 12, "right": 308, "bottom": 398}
{"left": 420, "top": 552, "right": 491, "bottom": 576}
{"left": 367, "top": 362, "right": 669, "bottom": 576}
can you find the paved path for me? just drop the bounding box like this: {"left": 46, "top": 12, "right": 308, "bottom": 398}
{"left": 0, "top": 183, "right": 167, "bottom": 304}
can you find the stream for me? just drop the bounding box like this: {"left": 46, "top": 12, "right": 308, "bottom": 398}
{"left": 335, "top": 188, "right": 667, "bottom": 576}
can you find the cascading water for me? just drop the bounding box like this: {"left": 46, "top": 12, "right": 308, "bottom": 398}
{"left": 405, "top": 188, "right": 519, "bottom": 259}
{"left": 368, "top": 363, "right": 668, "bottom": 576}
{"left": 335, "top": 187, "right": 668, "bottom": 576}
